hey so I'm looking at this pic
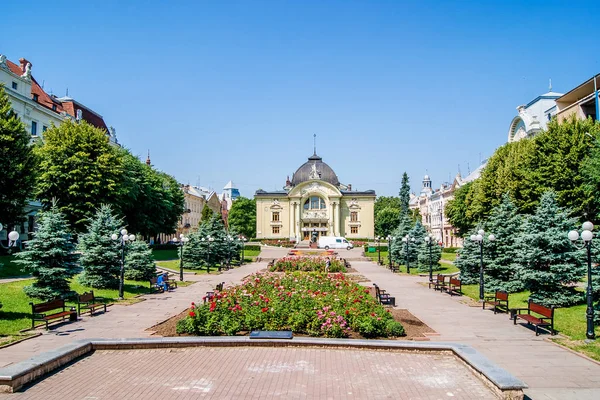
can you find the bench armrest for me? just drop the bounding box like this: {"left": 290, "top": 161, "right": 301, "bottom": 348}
{"left": 511, "top": 308, "right": 529, "bottom": 314}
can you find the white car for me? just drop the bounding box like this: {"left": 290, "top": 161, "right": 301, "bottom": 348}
{"left": 318, "top": 236, "right": 354, "bottom": 250}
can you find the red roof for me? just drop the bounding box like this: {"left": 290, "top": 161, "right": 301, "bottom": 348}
{"left": 4, "top": 57, "right": 109, "bottom": 132}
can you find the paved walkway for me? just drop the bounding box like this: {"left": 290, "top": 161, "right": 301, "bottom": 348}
{"left": 349, "top": 260, "right": 600, "bottom": 400}
{"left": 12, "top": 347, "right": 497, "bottom": 399}
{"left": 0, "top": 261, "right": 269, "bottom": 369}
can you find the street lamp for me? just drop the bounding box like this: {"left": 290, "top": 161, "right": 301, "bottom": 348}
{"left": 424, "top": 234, "right": 434, "bottom": 283}
{"left": 201, "top": 236, "right": 214, "bottom": 273}
{"left": 173, "top": 234, "right": 189, "bottom": 282}
{"left": 402, "top": 234, "right": 416, "bottom": 274}
{"left": 386, "top": 235, "right": 394, "bottom": 270}
{"left": 376, "top": 236, "right": 381, "bottom": 265}
{"left": 111, "top": 229, "right": 136, "bottom": 300}
{"left": 568, "top": 221, "right": 596, "bottom": 340}
{"left": 470, "top": 229, "right": 496, "bottom": 301}
{"left": 0, "top": 223, "right": 20, "bottom": 252}
{"left": 223, "top": 235, "right": 234, "bottom": 271}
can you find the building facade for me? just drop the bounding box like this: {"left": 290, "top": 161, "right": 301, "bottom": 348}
{"left": 507, "top": 86, "right": 563, "bottom": 143}
{"left": 555, "top": 73, "right": 599, "bottom": 123}
{"left": 0, "top": 53, "right": 117, "bottom": 243}
{"left": 255, "top": 152, "right": 375, "bottom": 241}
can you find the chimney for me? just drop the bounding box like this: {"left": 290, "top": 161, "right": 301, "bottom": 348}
{"left": 347, "top": 184, "right": 352, "bottom": 191}
{"left": 19, "top": 58, "right": 30, "bottom": 73}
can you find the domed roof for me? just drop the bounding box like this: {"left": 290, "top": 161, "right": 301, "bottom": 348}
{"left": 291, "top": 153, "right": 340, "bottom": 187}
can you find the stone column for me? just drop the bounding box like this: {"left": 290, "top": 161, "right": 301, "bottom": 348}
{"left": 330, "top": 202, "right": 336, "bottom": 236}
{"left": 291, "top": 202, "right": 296, "bottom": 240}
{"left": 298, "top": 200, "right": 303, "bottom": 239}
{"left": 337, "top": 201, "right": 342, "bottom": 236}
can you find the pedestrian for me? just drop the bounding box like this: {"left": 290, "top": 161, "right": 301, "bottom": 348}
{"left": 325, "top": 257, "right": 331, "bottom": 272}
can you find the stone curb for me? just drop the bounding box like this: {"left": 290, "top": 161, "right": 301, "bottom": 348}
{"left": 0, "top": 337, "right": 526, "bottom": 398}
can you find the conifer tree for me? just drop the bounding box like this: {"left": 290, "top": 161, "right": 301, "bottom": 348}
{"left": 78, "top": 205, "right": 122, "bottom": 289}
{"left": 483, "top": 194, "right": 524, "bottom": 292}
{"left": 406, "top": 221, "right": 426, "bottom": 266}
{"left": 455, "top": 227, "right": 487, "bottom": 285}
{"left": 517, "top": 191, "right": 583, "bottom": 307}
{"left": 16, "top": 204, "right": 79, "bottom": 300}
{"left": 124, "top": 240, "right": 156, "bottom": 281}
{"left": 0, "top": 84, "right": 37, "bottom": 229}
{"left": 399, "top": 172, "right": 411, "bottom": 214}
{"left": 417, "top": 237, "right": 442, "bottom": 273}
{"left": 389, "top": 212, "right": 414, "bottom": 263}
{"left": 184, "top": 215, "right": 229, "bottom": 270}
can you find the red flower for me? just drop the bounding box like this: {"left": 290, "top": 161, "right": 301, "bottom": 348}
{"left": 345, "top": 310, "right": 349, "bottom": 315}
{"left": 209, "top": 302, "right": 216, "bottom": 312}
{"left": 191, "top": 302, "right": 195, "bottom": 306}
{"left": 261, "top": 307, "right": 269, "bottom": 312}
{"left": 189, "top": 311, "right": 196, "bottom": 317}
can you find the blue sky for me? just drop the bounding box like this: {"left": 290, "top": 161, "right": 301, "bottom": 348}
{"left": 3, "top": 1, "right": 599, "bottom": 196}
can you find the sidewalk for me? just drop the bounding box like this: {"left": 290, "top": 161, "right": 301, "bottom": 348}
{"left": 0, "top": 261, "right": 268, "bottom": 369}
{"left": 350, "top": 260, "right": 600, "bottom": 400}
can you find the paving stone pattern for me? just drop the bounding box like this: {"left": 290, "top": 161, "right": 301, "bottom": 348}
{"left": 12, "top": 347, "right": 497, "bottom": 400}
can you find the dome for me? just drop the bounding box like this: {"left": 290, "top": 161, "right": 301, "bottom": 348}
{"left": 291, "top": 153, "right": 340, "bottom": 187}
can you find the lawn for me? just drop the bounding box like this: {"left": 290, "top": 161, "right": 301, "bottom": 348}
{"left": 441, "top": 253, "right": 457, "bottom": 262}
{"left": 0, "top": 255, "right": 26, "bottom": 278}
{"left": 0, "top": 275, "right": 155, "bottom": 337}
{"left": 364, "top": 251, "right": 459, "bottom": 275}
{"left": 461, "top": 284, "right": 600, "bottom": 361}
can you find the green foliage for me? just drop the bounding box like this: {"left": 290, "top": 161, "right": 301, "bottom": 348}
{"left": 34, "top": 120, "right": 122, "bottom": 232}
{"left": 78, "top": 205, "right": 122, "bottom": 289}
{"left": 389, "top": 213, "right": 413, "bottom": 263}
{"left": 0, "top": 84, "right": 37, "bottom": 228}
{"left": 201, "top": 205, "right": 216, "bottom": 223}
{"left": 483, "top": 194, "right": 524, "bottom": 292}
{"left": 445, "top": 182, "right": 475, "bottom": 237}
{"left": 125, "top": 240, "right": 156, "bottom": 281}
{"left": 374, "top": 196, "right": 401, "bottom": 217}
{"left": 517, "top": 192, "right": 584, "bottom": 307}
{"left": 15, "top": 205, "right": 79, "bottom": 300}
{"left": 184, "top": 216, "right": 241, "bottom": 270}
{"left": 228, "top": 197, "right": 256, "bottom": 239}
{"left": 467, "top": 116, "right": 600, "bottom": 225}
{"left": 374, "top": 207, "right": 400, "bottom": 238}
{"left": 269, "top": 257, "right": 346, "bottom": 273}
{"left": 417, "top": 238, "right": 442, "bottom": 273}
{"left": 399, "top": 172, "right": 410, "bottom": 214}
{"left": 115, "top": 149, "right": 184, "bottom": 238}
{"left": 455, "top": 227, "right": 487, "bottom": 285}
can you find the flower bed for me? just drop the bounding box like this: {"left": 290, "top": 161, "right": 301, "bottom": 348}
{"left": 262, "top": 239, "right": 296, "bottom": 248}
{"left": 176, "top": 272, "right": 405, "bottom": 338}
{"left": 270, "top": 256, "right": 345, "bottom": 273}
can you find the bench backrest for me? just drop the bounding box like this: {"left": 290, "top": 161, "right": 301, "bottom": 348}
{"left": 373, "top": 284, "right": 381, "bottom": 298}
{"left": 436, "top": 274, "right": 445, "bottom": 283}
{"left": 449, "top": 277, "right": 461, "bottom": 286}
{"left": 496, "top": 290, "right": 508, "bottom": 301}
{"left": 529, "top": 300, "right": 553, "bottom": 318}
{"left": 78, "top": 291, "right": 94, "bottom": 303}
{"left": 32, "top": 298, "right": 65, "bottom": 313}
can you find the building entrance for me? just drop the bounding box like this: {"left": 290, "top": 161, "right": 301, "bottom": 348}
{"left": 301, "top": 223, "right": 328, "bottom": 240}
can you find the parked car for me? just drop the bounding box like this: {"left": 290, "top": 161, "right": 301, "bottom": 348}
{"left": 318, "top": 236, "right": 354, "bottom": 250}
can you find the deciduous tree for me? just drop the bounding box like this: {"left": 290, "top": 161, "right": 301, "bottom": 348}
{"left": 228, "top": 197, "right": 256, "bottom": 239}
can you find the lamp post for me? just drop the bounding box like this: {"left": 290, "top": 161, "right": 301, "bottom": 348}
{"left": 223, "top": 235, "right": 234, "bottom": 271}
{"left": 386, "top": 235, "right": 394, "bottom": 270}
{"left": 470, "top": 229, "right": 496, "bottom": 301}
{"left": 0, "top": 223, "right": 21, "bottom": 252}
{"left": 376, "top": 236, "right": 381, "bottom": 265}
{"left": 111, "top": 229, "right": 136, "bottom": 300}
{"left": 174, "top": 234, "right": 189, "bottom": 282}
{"left": 402, "top": 234, "right": 416, "bottom": 274}
{"left": 424, "top": 234, "right": 434, "bottom": 282}
{"left": 201, "top": 236, "right": 214, "bottom": 273}
{"left": 568, "top": 221, "right": 596, "bottom": 340}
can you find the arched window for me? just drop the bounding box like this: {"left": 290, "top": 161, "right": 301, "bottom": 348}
{"left": 303, "top": 196, "right": 326, "bottom": 210}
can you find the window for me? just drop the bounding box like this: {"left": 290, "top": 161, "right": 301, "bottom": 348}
{"left": 32, "top": 94, "right": 39, "bottom": 102}
{"left": 272, "top": 212, "right": 280, "bottom": 222}
{"left": 350, "top": 226, "right": 358, "bottom": 234}
{"left": 52, "top": 104, "right": 57, "bottom": 111}
{"left": 42, "top": 125, "right": 48, "bottom": 132}
{"left": 31, "top": 121, "right": 37, "bottom": 136}
{"left": 12, "top": 82, "right": 17, "bottom": 90}
{"left": 272, "top": 226, "right": 280, "bottom": 234}
{"left": 350, "top": 212, "right": 358, "bottom": 222}
{"left": 303, "top": 196, "right": 326, "bottom": 210}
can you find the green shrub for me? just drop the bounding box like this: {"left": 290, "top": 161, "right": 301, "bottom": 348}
{"left": 442, "top": 247, "right": 460, "bottom": 253}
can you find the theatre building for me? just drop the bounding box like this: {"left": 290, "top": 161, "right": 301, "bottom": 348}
{"left": 255, "top": 152, "right": 375, "bottom": 241}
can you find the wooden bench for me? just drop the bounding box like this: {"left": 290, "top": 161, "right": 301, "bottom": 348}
{"left": 512, "top": 299, "right": 555, "bottom": 336}
{"left": 483, "top": 290, "right": 509, "bottom": 314}
{"left": 373, "top": 283, "right": 395, "bottom": 306}
{"left": 447, "top": 277, "right": 462, "bottom": 296}
{"left": 429, "top": 274, "right": 447, "bottom": 291}
{"left": 77, "top": 291, "right": 107, "bottom": 316}
{"left": 149, "top": 277, "right": 165, "bottom": 293}
{"left": 204, "top": 282, "right": 225, "bottom": 304}
{"left": 30, "top": 298, "right": 74, "bottom": 330}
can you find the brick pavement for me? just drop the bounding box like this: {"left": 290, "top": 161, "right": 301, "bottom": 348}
{"left": 349, "top": 260, "right": 600, "bottom": 400}
{"left": 12, "top": 347, "right": 498, "bottom": 400}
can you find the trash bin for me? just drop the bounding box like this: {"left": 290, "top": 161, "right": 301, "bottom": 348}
{"left": 389, "top": 297, "right": 396, "bottom": 307}
{"left": 69, "top": 307, "right": 77, "bottom": 322}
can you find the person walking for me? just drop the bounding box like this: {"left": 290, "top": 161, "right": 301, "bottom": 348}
{"left": 325, "top": 257, "right": 331, "bottom": 272}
